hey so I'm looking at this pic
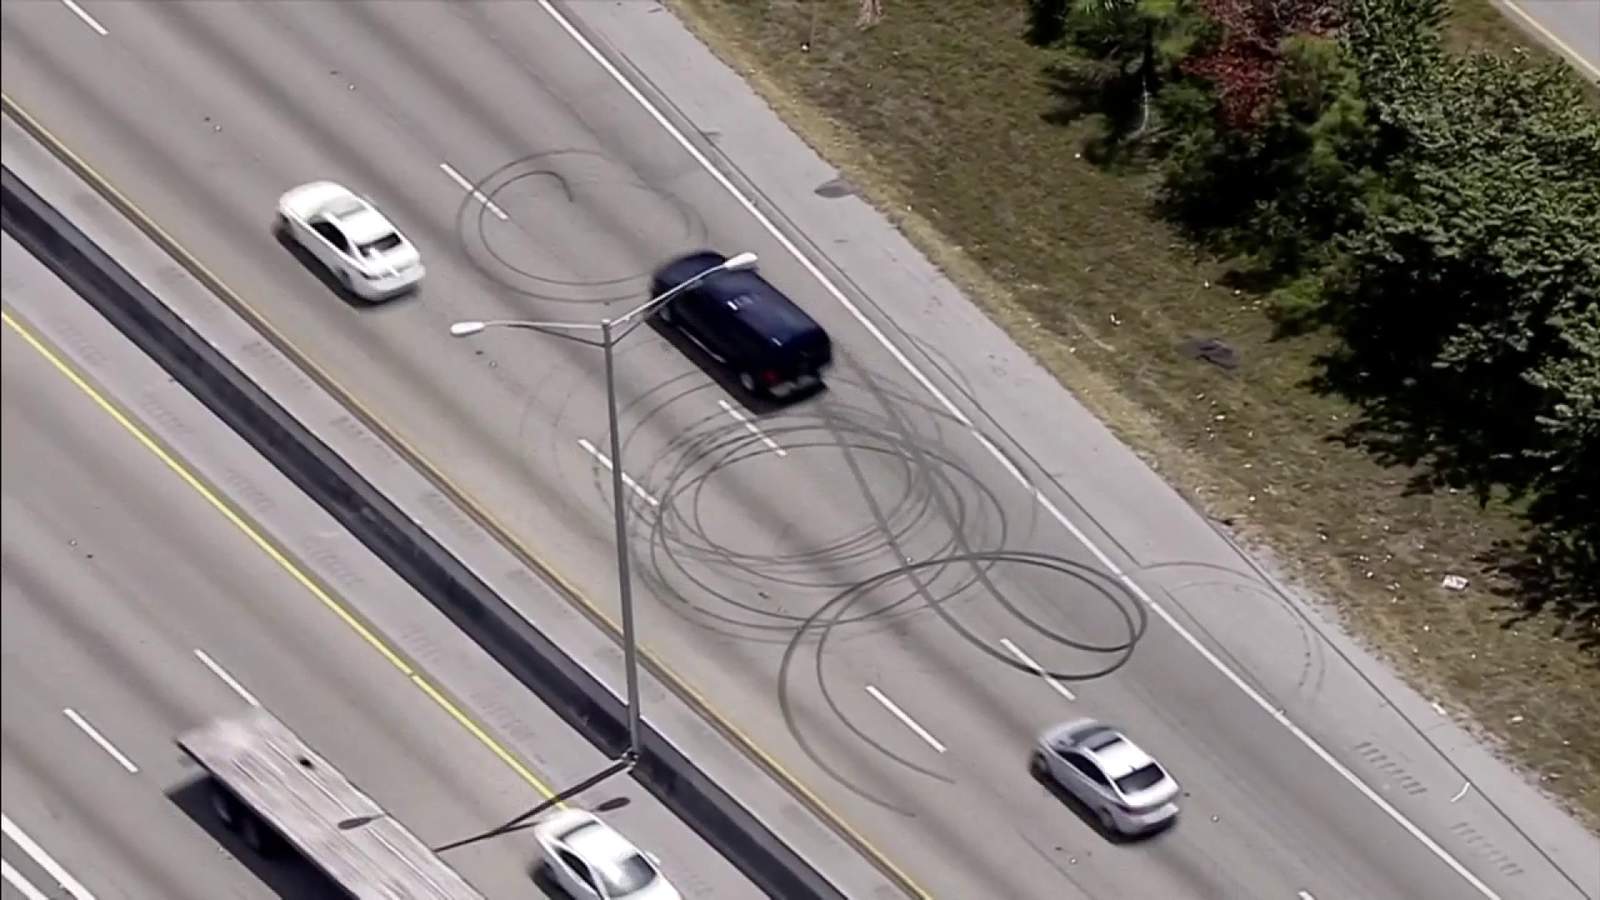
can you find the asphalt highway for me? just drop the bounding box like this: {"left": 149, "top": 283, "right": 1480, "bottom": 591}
{"left": 3, "top": 2, "right": 1594, "bottom": 899}
{"left": 0, "top": 235, "right": 756, "bottom": 899}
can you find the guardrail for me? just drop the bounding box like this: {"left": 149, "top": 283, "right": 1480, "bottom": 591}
{"left": 2, "top": 163, "right": 847, "bottom": 900}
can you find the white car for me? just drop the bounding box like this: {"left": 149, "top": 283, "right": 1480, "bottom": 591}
{"left": 1031, "top": 718, "right": 1181, "bottom": 836}
{"left": 532, "top": 809, "right": 680, "bottom": 900}
{"left": 275, "top": 181, "right": 423, "bottom": 300}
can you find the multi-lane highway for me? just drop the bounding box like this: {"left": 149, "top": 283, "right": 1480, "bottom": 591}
{"left": 3, "top": 2, "right": 1596, "bottom": 899}
{"left": 0, "top": 234, "right": 756, "bottom": 899}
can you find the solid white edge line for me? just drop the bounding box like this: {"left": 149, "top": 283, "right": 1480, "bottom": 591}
{"left": 529, "top": 1, "right": 973, "bottom": 434}
{"left": 999, "top": 637, "right": 1076, "bottom": 701}
{"left": 864, "top": 685, "right": 946, "bottom": 754}
{"left": 61, "top": 709, "right": 138, "bottom": 774}
{"left": 437, "top": 162, "right": 508, "bottom": 221}
{"left": 1498, "top": 1, "right": 1600, "bottom": 80}
{"left": 533, "top": 3, "right": 1505, "bottom": 896}
{"left": 1, "top": 814, "right": 99, "bottom": 900}
{"left": 577, "top": 438, "right": 660, "bottom": 507}
{"left": 193, "top": 648, "right": 261, "bottom": 707}
{"left": 717, "top": 399, "right": 786, "bottom": 456}
{"left": 1, "top": 859, "right": 50, "bottom": 900}
{"left": 58, "top": 0, "right": 108, "bottom": 36}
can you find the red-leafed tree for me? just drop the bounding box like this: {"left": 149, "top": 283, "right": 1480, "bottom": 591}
{"left": 1183, "top": 0, "right": 1345, "bottom": 127}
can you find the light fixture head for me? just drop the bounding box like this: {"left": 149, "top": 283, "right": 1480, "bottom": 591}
{"left": 722, "top": 251, "right": 759, "bottom": 272}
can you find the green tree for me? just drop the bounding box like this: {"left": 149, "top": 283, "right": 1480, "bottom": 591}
{"left": 1507, "top": 302, "right": 1600, "bottom": 624}
{"left": 1154, "top": 31, "right": 1375, "bottom": 287}
{"left": 1127, "top": 0, "right": 1600, "bottom": 610}
{"left": 1321, "top": 44, "right": 1600, "bottom": 501}
{"left": 1030, "top": 0, "right": 1200, "bottom": 144}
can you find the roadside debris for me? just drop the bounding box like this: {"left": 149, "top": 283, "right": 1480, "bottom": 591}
{"left": 1179, "top": 336, "right": 1240, "bottom": 371}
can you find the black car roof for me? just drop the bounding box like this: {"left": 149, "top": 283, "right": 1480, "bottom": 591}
{"left": 655, "top": 250, "right": 827, "bottom": 345}
{"left": 658, "top": 251, "right": 729, "bottom": 284}
{"left": 704, "top": 271, "right": 822, "bottom": 341}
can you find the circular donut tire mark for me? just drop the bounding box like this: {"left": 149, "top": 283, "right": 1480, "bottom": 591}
{"left": 456, "top": 151, "right": 707, "bottom": 302}
{"left": 640, "top": 408, "right": 1011, "bottom": 602}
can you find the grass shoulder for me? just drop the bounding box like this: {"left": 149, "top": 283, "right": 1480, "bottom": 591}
{"left": 665, "top": 0, "right": 1599, "bottom": 828}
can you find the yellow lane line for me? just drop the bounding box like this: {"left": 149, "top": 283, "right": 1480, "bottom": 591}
{"left": 2, "top": 90, "right": 927, "bottom": 898}
{"left": 0, "top": 308, "right": 558, "bottom": 803}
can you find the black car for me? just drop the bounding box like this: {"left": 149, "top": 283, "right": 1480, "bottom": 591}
{"left": 652, "top": 251, "right": 833, "bottom": 398}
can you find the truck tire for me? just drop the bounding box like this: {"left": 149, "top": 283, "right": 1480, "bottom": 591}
{"left": 239, "top": 811, "right": 280, "bottom": 857}
{"left": 211, "top": 784, "right": 240, "bottom": 829}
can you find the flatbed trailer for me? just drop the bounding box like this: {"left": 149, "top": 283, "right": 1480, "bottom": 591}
{"left": 177, "top": 707, "right": 487, "bottom": 900}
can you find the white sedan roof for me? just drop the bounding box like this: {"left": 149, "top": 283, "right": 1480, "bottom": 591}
{"left": 280, "top": 182, "right": 400, "bottom": 245}
{"left": 331, "top": 204, "right": 396, "bottom": 245}
{"left": 1085, "top": 734, "right": 1158, "bottom": 780}
{"left": 565, "top": 817, "right": 641, "bottom": 865}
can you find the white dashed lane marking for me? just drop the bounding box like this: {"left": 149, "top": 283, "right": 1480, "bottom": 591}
{"left": 577, "top": 438, "right": 659, "bottom": 507}
{"left": 865, "top": 685, "right": 946, "bottom": 754}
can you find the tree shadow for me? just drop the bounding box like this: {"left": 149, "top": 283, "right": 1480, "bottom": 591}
{"left": 1213, "top": 266, "right": 1332, "bottom": 342}
{"left": 1309, "top": 350, "right": 1543, "bottom": 502}
{"left": 1215, "top": 267, "right": 1280, "bottom": 296}
{"left": 1024, "top": 0, "right": 1071, "bottom": 46}
{"left": 1480, "top": 532, "right": 1600, "bottom": 663}
{"left": 1039, "top": 63, "right": 1153, "bottom": 170}
{"left": 1306, "top": 350, "right": 1598, "bottom": 659}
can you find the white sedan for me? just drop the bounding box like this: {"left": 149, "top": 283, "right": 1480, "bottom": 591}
{"left": 1031, "top": 718, "right": 1181, "bottom": 836}
{"left": 532, "top": 809, "right": 680, "bottom": 900}
{"left": 275, "top": 181, "right": 424, "bottom": 301}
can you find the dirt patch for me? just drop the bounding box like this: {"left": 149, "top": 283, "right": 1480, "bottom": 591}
{"left": 666, "top": 0, "right": 1599, "bottom": 828}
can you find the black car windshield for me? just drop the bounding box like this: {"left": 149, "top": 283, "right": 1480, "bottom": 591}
{"left": 596, "top": 852, "right": 659, "bottom": 896}
{"left": 1114, "top": 763, "right": 1167, "bottom": 795}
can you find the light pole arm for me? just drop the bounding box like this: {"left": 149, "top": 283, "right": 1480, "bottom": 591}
{"left": 611, "top": 251, "right": 758, "bottom": 340}
{"left": 610, "top": 269, "right": 710, "bottom": 340}
{"left": 452, "top": 319, "right": 608, "bottom": 348}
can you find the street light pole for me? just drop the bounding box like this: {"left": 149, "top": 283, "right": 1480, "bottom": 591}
{"left": 599, "top": 316, "right": 642, "bottom": 762}
{"left": 449, "top": 251, "right": 757, "bottom": 769}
